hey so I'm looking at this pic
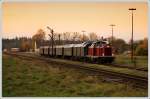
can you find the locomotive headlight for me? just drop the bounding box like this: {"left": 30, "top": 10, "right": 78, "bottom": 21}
{"left": 107, "top": 45, "right": 110, "bottom": 48}
{"left": 102, "top": 53, "right": 104, "bottom": 56}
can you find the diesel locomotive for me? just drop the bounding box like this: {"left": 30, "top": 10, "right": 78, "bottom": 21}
{"left": 39, "top": 40, "right": 114, "bottom": 63}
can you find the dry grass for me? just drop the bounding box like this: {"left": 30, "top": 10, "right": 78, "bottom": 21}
{"left": 2, "top": 54, "right": 148, "bottom": 97}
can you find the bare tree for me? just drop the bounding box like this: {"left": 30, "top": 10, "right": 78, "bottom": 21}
{"left": 79, "top": 34, "right": 89, "bottom": 42}
{"left": 71, "top": 32, "right": 80, "bottom": 43}
{"left": 89, "top": 32, "right": 98, "bottom": 41}
{"left": 54, "top": 33, "right": 61, "bottom": 45}
{"left": 63, "top": 32, "right": 71, "bottom": 44}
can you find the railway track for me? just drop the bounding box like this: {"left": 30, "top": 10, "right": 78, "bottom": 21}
{"left": 104, "top": 63, "right": 148, "bottom": 72}
{"left": 4, "top": 52, "right": 148, "bottom": 89}
{"left": 8, "top": 52, "right": 147, "bottom": 71}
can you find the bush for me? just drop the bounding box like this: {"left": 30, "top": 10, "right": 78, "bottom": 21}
{"left": 135, "top": 46, "right": 148, "bottom": 56}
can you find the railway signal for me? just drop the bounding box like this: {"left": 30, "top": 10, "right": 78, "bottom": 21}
{"left": 47, "top": 26, "right": 54, "bottom": 56}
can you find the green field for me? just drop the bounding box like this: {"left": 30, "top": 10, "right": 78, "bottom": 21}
{"left": 114, "top": 55, "right": 148, "bottom": 69}
{"left": 2, "top": 54, "right": 147, "bottom": 97}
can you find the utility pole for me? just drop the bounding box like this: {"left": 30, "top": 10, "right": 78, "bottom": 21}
{"left": 129, "top": 8, "right": 136, "bottom": 62}
{"left": 47, "top": 26, "right": 54, "bottom": 56}
{"left": 58, "top": 34, "right": 61, "bottom": 45}
{"left": 109, "top": 24, "right": 115, "bottom": 46}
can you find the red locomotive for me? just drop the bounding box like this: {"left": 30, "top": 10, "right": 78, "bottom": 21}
{"left": 40, "top": 40, "right": 114, "bottom": 63}
{"left": 87, "top": 40, "right": 114, "bottom": 63}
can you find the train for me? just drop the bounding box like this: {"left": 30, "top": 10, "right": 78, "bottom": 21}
{"left": 39, "top": 40, "right": 115, "bottom": 63}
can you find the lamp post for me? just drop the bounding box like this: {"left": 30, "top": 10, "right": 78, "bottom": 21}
{"left": 129, "top": 8, "right": 136, "bottom": 61}
{"left": 47, "top": 26, "right": 54, "bottom": 56}
{"left": 109, "top": 24, "right": 115, "bottom": 46}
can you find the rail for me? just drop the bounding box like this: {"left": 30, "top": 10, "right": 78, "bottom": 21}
{"left": 4, "top": 52, "right": 148, "bottom": 89}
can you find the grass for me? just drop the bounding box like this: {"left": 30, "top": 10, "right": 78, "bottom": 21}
{"left": 46, "top": 57, "right": 147, "bottom": 78}
{"left": 2, "top": 54, "right": 148, "bottom": 97}
{"left": 18, "top": 52, "right": 148, "bottom": 77}
{"left": 114, "top": 55, "right": 148, "bottom": 69}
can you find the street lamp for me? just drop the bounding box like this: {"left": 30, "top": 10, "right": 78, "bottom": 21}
{"left": 109, "top": 24, "right": 115, "bottom": 46}
{"left": 47, "top": 26, "right": 54, "bottom": 56}
{"left": 129, "top": 8, "right": 136, "bottom": 61}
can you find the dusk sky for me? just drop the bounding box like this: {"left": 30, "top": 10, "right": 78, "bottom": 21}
{"left": 2, "top": 2, "right": 148, "bottom": 42}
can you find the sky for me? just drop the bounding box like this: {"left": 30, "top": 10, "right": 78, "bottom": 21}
{"left": 2, "top": 2, "right": 148, "bottom": 42}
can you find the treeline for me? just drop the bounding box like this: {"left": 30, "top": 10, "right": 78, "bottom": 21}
{"left": 108, "top": 37, "right": 148, "bottom": 56}
{"left": 2, "top": 29, "right": 148, "bottom": 56}
{"left": 3, "top": 37, "right": 33, "bottom": 52}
